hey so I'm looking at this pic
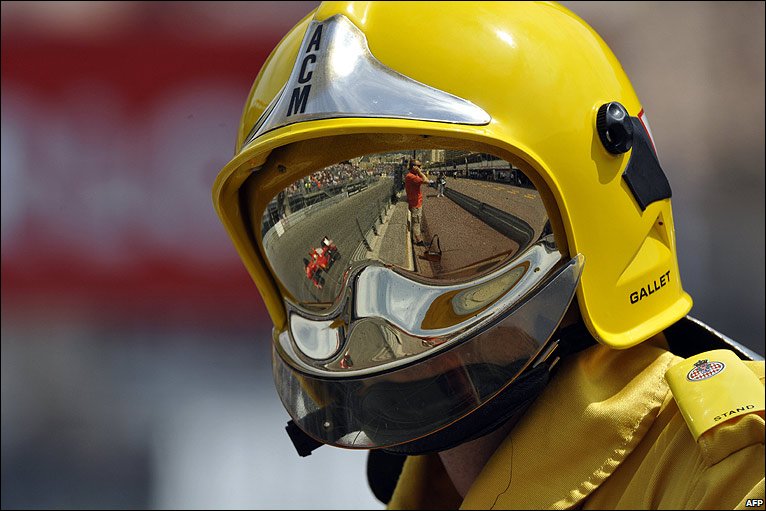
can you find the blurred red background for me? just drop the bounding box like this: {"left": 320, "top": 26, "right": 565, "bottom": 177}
{"left": 1, "top": 3, "right": 319, "bottom": 328}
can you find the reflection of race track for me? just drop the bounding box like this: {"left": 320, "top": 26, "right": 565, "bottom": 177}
{"left": 416, "top": 178, "right": 548, "bottom": 280}
{"left": 264, "top": 175, "right": 548, "bottom": 305}
{"left": 265, "top": 178, "right": 395, "bottom": 306}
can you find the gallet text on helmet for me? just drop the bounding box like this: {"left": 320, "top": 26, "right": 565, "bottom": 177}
{"left": 630, "top": 270, "right": 671, "bottom": 304}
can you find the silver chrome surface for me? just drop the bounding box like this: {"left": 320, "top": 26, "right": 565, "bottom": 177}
{"left": 245, "top": 14, "right": 490, "bottom": 145}
{"left": 272, "top": 253, "right": 586, "bottom": 449}
{"left": 353, "top": 242, "right": 559, "bottom": 336}
{"left": 278, "top": 240, "right": 568, "bottom": 378}
{"left": 289, "top": 313, "right": 341, "bottom": 360}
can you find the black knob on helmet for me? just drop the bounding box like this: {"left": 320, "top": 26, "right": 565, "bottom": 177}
{"left": 596, "top": 102, "right": 634, "bottom": 154}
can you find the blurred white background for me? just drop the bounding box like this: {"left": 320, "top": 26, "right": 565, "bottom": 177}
{"left": 2, "top": 2, "right": 764, "bottom": 509}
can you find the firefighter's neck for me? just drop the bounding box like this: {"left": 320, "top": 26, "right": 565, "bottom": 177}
{"left": 438, "top": 419, "right": 518, "bottom": 499}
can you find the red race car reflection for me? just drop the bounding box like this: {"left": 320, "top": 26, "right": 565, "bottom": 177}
{"left": 303, "top": 236, "right": 341, "bottom": 289}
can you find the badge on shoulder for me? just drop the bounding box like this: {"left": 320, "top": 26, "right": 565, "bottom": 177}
{"left": 665, "top": 349, "right": 765, "bottom": 441}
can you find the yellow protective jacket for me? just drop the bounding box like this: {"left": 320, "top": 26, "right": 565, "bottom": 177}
{"left": 388, "top": 335, "right": 765, "bottom": 510}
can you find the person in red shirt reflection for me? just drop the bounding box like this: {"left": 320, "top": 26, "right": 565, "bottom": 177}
{"left": 404, "top": 159, "right": 432, "bottom": 246}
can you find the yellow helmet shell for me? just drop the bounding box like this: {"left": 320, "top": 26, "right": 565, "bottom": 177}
{"left": 213, "top": 1, "right": 692, "bottom": 349}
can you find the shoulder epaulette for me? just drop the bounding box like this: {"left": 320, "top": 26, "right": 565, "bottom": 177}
{"left": 665, "top": 349, "right": 764, "bottom": 440}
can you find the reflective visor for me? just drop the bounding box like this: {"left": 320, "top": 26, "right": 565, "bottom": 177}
{"left": 273, "top": 254, "right": 583, "bottom": 449}
{"left": 259, "top": 150, "right": 550, "bottom": 311}
{"left": 244, "top": 148, "right": 584, "bottom": 449}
